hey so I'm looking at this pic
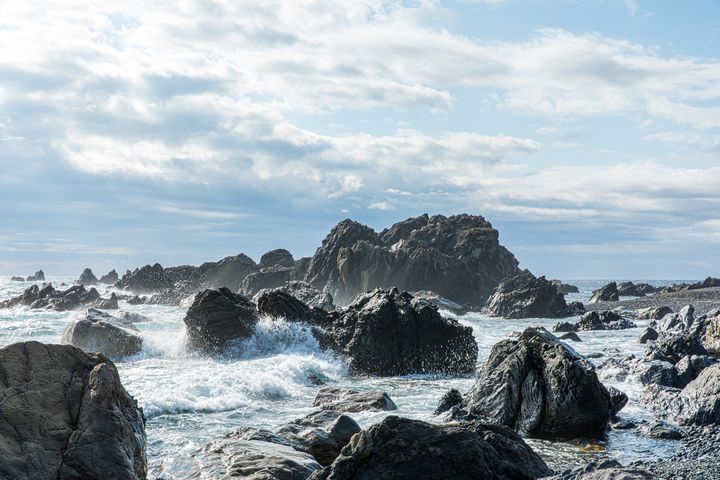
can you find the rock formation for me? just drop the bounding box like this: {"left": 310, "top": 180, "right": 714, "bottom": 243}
{"left": 99, "top": 269, "right": 119, "bottom": 284}
{"left": 311, "top": 387, "right": 397, "bottom": 413}
{"left": 77, "top": 267, "right": 99, "bottom": 285}
{"left": 62, "top": 308, "right": 144, "bottom": 359}
{"left": 589, "top": 282, "right": 619, "bottom": 303}
{"left": 483, "top": 270, "right": 570, "bottom": 318}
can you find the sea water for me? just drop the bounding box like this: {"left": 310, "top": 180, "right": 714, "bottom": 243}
{"left": 0, "top": 277, "right": 690, "bottom": 477}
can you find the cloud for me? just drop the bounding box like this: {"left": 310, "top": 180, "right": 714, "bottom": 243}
{"left": 624, "top": 0, "right": 639, "bottom": 16}
{"left": 368, "top": 200, "right": 394, "bottom": 210}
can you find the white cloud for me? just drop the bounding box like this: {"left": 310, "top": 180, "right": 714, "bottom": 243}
{"left": 368, "top": 200, "right": 395, "bottom": 210}
{"left": 624, "top": 0, "right": 639, "bottom": 16}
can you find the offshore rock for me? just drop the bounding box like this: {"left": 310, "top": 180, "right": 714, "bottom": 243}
{"left": 483, "top": 270, "right": 570, "bottom": 319}
{"left": 61, "top": 308, "right": 143, "bottom": 360}
{"left": 589, "top": 282, "right": 619, "bottom": 303}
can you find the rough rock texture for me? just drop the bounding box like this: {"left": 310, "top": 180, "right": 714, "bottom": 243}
{"left": 410, "top": 290, "right": 467, "bottom": 315}
{"left": 704, "top": 309, "right": 720, "bottom": 353}
{"left": 638, "top": 327, "right": 659, "bottom": 344}
{"left": 118, "top": 263, "right": 171, "bottom": 293}
{"left": 240, "top": 266, "right": 293, "bottom": 298}
{"left": 257, "top": 289, "right": 328, "bottom": 325}
{"left": 589, "top": 282, "right": 619, "bottom": 303}
{"left": 318, "top": 288, "right": 478, "bottom": 376}
{"left": 575, "top": 311, "right": 636, "bottom": 331}
{"left": 550, "top": 279, "right": 579, "bottom": 294}
{"left": 434, "top": 388, "right": 464, "bottom": 415}
{"left": 95, "top": 292, "right": 119, "bottom": 309}
{"left": 183, "top": 288, "right": 258, "bottom": 354}
{"left": 617, "top": 282, "right": 658, "bottom": 297}
{"left": 311, "top": 387, "right": 397, "bottom": 413}
{"left": 309, "top": 416, "right": 551, "bottom": 480}
{"left": 77, "top": 268, "right": 99, "bottom": 285}
{"left": 303, "top": 214, "right": 520, "bottom": 307}
{"left": 1, "top": 283, "right": 102, "bottom": 311}
{"left": 190, "top": 253, "right": 259, "bottom": 291}
{"left": 463, "top": 327, "right": 617, "bottom": 439}
{"left": 0, "top": 341, "right": 146, "bottom": 480}
{"left": 26, "top": 270, "right": 45, "bottom": 281}
{"left": 637, "top": 306, "right": 673, "bottom": 320}
{"left": 99, "top": 269, "right": 119, "bottom": 284}
{"left": 61, "top": 308, "right": 143, "bottom": 359}
{"left": 259, "top": 248, "right": 295, "bottom": 269}
{"left": 553, "top": 460, "right": 654, "bottom": 480}
{"left": 483, "top": 271, "right": 570, "bottom": 319}
{"left": 645, "top": 331, "right": 708, "bottom": 364}
{"left": 676, "top": 363, "right": 720, "bottom": 426}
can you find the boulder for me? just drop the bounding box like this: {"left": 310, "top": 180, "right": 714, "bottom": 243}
{"left": 318, "top": 288, "right": 478, "bottom": 376}
{"left": 705, "top": 310, "right": 720, "bottom": 353}
{"left": 94, "top": 292, "right": 119, "bottom": 309}
{"left": 10, "top": 275, "right": 25, "bottom": 281}
{"left": 640, "top": 421, "right": 682, "bottom": 440}
{"left": 638, "top": 327, "right": 658, "bottom": 344}
{"left": 77, "top": 268, "right": 98, "bottom": 285}
{"left": 560, "top": 332, "right": 582, "bottom": 342}
{"left": 656, "top": 305, "right": 696, "bottom": 333}
{"left": 483, "top": 270, "right": 570, "bottom": 319}
{"left": 240, "top": 266, "right": 293, "bottom": 297}
{"left": 589, "top": 282, "right": 619, "bottom": 303}
{"left": 311, "top": 387, "right": 397, "bottom": 413}
{"left": 617, "top": 282, "right": 658, "bottom": 297}
{"left": 637, "top": 306, "right": 672, "bottom": 320}
{"left": 192, "top": 253, "right": 259, "bottom": 291}
{"left": 0, "top": 341, "right": 146, "bottom": 480}
{"left": 99, "top": 269, "right": 119, "bottom": 284}
{"left": 553, "top": 321, "right": 577, "bottom": 333}
{"left": 309, "top": 416, "right": 552, "bottom": 480}
{"left": 638, "top": 360, "right": 677, "bottom": 387}
{"left": 607, "top": 386, "right": 628, "bottom": 418}
{"left": 303, "top": 214, "right": 520, "bottom": 308}
{"left": 259, "top": 248, "right": 295, "bottom": 269}
{"left": 675, "top": 363, "right": 720, "bottom": 426}
{"left": 645, "top": 331, "right": 708, "bottom": 364}
{"left": 117, "top": 311, "right": 150, "bottom": 323}
{"left": 256, "top": 289, "right": 327, "bottom": 325}
{"left": 675, "top": 355, "right": 718, "bottom": 389}
{"left": 183, "top": 288, "right": 258, "bottom": 354}
{"left": 575, "top": 311, "right": 635, "bottom": 331}
{"left": 410, "top": 290, "right": 468, "bottom": 315}
{"left": 463, "top": 327, "right": 617, "bottom": 439}
{"left": 61, "top": 308, "right": 144, "bottom": 359}
{"left": 434, "top": 388, "right": 463, "bottom": 415}
{"left": 554, "top": 460, "right": 655, "bottom": 480}
{"left": 26, "top": 270, "right": 45, "bottom": 281}
{"left": 117, "top": 263, "right": 171, "bottom": 293}
{"left": 550, "top": 279, "right": 579, "bottom": 294}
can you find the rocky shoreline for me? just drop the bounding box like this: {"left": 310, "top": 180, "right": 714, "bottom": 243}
{"left": 586, "top": 286, "right": 720, "bottom": 316}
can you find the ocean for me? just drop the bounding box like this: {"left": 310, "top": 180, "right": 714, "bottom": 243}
{"left": 0, "top": 277, "right": 693, "bottom": 477}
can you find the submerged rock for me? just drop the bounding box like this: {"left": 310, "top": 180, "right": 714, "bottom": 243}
{"left": 183, "top": 288, "right": 258, "bottom": 354}
{"left": 99, "top": 269, "right": 119, "bottom": 284}
{"left": 311, "top": 387, "right": 397, "bottom": 413}
{"left": 589, "top": 282, "right": 619, "bottom": 303}
{"left": 319, "top": 288, "right": 478, "bottom": 376}
{"left": 463, "top": 327, "right": 618, "bottom": 439}
{"left": 0, "top": 341, "right": 146, "bottom": 480}
{"left": 309, "top": 416, "right": 552, "bottom": 480}
{"left": 77, "top": 267, "right": 98, "bottom": 285}
{"left": 483, "top": 270, "right": 570, "bottom": 319}
{"left": 61, "top": 308, "right": 143, "bottom": 360}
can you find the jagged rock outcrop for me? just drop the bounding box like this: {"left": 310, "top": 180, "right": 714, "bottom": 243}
{"left": 318, "top": 288, "right": 478, "bottom": 376}
{"left": 61, "top": 308, "right": 143, "bottom": 359}
{"left": 191, "top": 253, "right": 259, "bottom": 291}
{"left": 637, "top": 306, "right": 673, "bottom": 320}
{"left": 550, "top": 279, "right": 579, "bottom": 294}
{"left": 99, "top": 269, "right": 119, "bottom": 284}
{"left": 26, "top": 270, "right": 45, "bottom": 281}
{"left": 77, "top": 268, "right": 98, "bottom": 285}
{"left": 10, "top": 275, "right": 24, "bottom": 281}
{"left": 705, "top": 309, "right": 720, "bottom": 353}
{"left": 589, "top": 282, "right": 619, "bottom": 303}
{"left": 463, "top": 327, "right": 618, "bottom": 439}
{"left": 118, "top": 263, "right": 171, "bottom": 293}
{"left": 410, "top": 290, "right": 467, "bottom": 315}
{"left": 303, "top": 214, "right": 520, "bottom": 307}
{"left": 311, "top": 387, "right": 397, "bottom": 413}
{"left": 240, "top": 265, "right": 293, "bottom": 297}
{"left": 617, "top": 282, "right": 658, "bottom": 297}
{"left": 259, "top": 248, "right": 295, "bottom": 269}
{"left": 0, "top": 283, "right": 102, "bottom": 311}
{"left": 95, "top": 292, "right": 119, "bottom": 309}
{"left": 483, "top": 271, "right": 570, "bottom": 319}
{"left": 183, "top": 288, "right": 258, "bottom": 354}
{"left": 256, "top": 289, "right": 328, "bottom": 325}
{"left": 282, "top": 281, "right": 334, "bottom": 311}
{"left": 309, "top": 416, "right": 552, "bottom": 480}
{"left": 560, "top": 310, "right": 636, "bottom": 332}
{"left": 0, "top": 341, "right": 146, "bottom": 480}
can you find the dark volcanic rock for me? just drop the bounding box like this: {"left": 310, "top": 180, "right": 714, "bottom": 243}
{"left": 311, "top": 387, "right": 397, "bottom": 413}
{"left": 257, "top": 289, "right": 328, "bottom": 325}
{"left": 576, "top": 310, "right": 636, "bottom": 331}
{"left": 589, "top": 282, "right": 619, "bottom": 303}
{"left": 319, "top": 288, "right": 478, "bottom": 376}
{"left": 99, "top": 269, "right": 119, "bottom": 284}
{"left": 638, "top": 327, "right": 659, "bottom": 344}
{"left": 645, "top": 331, "right": 707, "bottom": 364}
{"left": 675, "top": 355, "right": 718, "bottom": 389}
{"left": 554, "top": 460, "right": 654, "bottom": 480}
{"left": 77, "top": 267, "right": 98, "bottom": 285}
{"left": 0, "top": 341, "right": 146, "bottom": 480}
{"left": 303, "top": 214, "right": 520, "bottom": 307}
{"left": 259, "top": 248, "right": 295, "bottom": 269}
{"left": 483, "top": 270, "right": 570, "bottom": 319}
{"left": 183, "top": 288, "right": 258, "bottom": 354}
{"left": 118, "top": 263, "right": 171, "bottom": 293}
{"left": 434, "top": 388, "right": 463, "bottom": 415}
{"left": 309, "top": 416, "right": 552, "bottom": 480}
{"left": 560, "top": 332, "right": 582, "bottom": 342}
{"left": 553, "top": 321, "right": 577, "bottom": 333}
{"left": 463, "top": 327, "right": 617, "bottom": 439}
{"left": 61, "top": 308, "right": 143, "bottom": 360}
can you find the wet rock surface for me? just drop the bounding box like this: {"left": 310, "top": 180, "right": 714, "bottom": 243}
{"left": 311, "top": 387, "right": 398, "bottom": 413}
{"left": 483, "top": 270, "right": 571, "bottom": 319}
{"left": 61, "top": 308, "right": 144, "bottom": 359}
{"left": 589, "top": 282, "right": 619, "bottom": 303}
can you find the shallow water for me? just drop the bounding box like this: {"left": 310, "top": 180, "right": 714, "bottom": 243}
{"left": 0, "top": 277, "right": 692, "bottom": 477}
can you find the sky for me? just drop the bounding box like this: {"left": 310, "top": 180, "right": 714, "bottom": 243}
{"left": 0, "top": 0, "right": 719, "bottom": 279}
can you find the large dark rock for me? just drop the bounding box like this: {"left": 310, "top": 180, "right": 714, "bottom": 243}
{"left": 257, "top": 289, "right": 328, "bottom": 325}
{"left": 99, "top": 269, "right": 119, "bottom": 284}
{"left": 645, "top": 331, "right": 708, "bottom": 364}
{"left": 260, "top": 248, "right": 295, "bottom": 269}
{"left": 463, "top": 327, "right": 617, "bottom": 439}
{"left": 118, "top": 263, "right": 171, "bottom": 293}
{"left": 191, "top": 253, "right": 259, "bottom": 291}
{"left": 483, "top": 271, "right": 570, "bottom": 319}
{"left": 0, "top": 341, "right": 146, "bottom": 480}
{"left": 4, "top": 284, "right": 103, "bottom": 311}
{"left": 410, "top": 290, "right": 467, "bottom": 315}
{"left": 77, "top": 268, "right": 98, "bottom": 286}
{"left": 311, "top": 387, "right": 398, "bottom": 413}
{"left": 319, "top": 288, "right": 478, "bottom": 376}
{"left": 589, "top": 282, "right": 619, "bottom": 303}
{"left": 309, "top": 416, "right": 551, "bottom": 480}
{"left": 95, "top": 292, "right": 119, "bottom": 310}
{"left": 303, "top": 214, "right": 520, "bottom": 307}
{"left": 554, "top": 460, "right": 655, "bottom": 480}
{"left": 575, "top": 311, "right": 635, "bottom": 331}
{"left": 10, "top": 275, "right": 25, "bottom": 281}
{"left": 550, "top": 279, "right": 579, "bottom": 294}
{"left": 61, "top": 308, "right": 143, "bottom": 360}
{"left": 183, "top": 288, "right": 258, "bottom": 354}
{"left": 617, "top": 282, "right": 658, "bottom": 297}
{"left": 676, "top": 363, "right": 720, "bottom": 426}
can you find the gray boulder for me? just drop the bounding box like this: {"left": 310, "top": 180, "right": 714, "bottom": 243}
{"left": 0, "top": 341, "right": 146, "bottom": 480}
{"left": 638, "top": 327, "right": 658, "bottom": 344}
{"left": 410, "top": 290, "right": 467, "bottom": 315}
{"left": 318, "top": 288, "right": 478, "bottom": 376}
{"left": 575, "top": 311, "right": 635, "bottom": 331}
{"left": 482, "top": 270, "right": 571, "bottom": 319}
{"left": 463, "top": 327, "right": 618, "bottom": 439}
{"left": 311, "top": 387, "right": 397, "bottom": 413}
{"left": 99, "top": 269, "right": 119, "bottom": 284}
{"left": 550, "top": 279, "right": 579, "bottom": 294}
{"left": 589, "top": 282, "right": 619, "bottom": 303}
{"left": 183, "top": 288, "right": 258, "bottom": 354}
{"left": 240, "top": 266, "right": 293, "bottom": 297}
{"left": 77, "top": 268, "right": 98, "bottom": 285}
{"left": 676, "top": 363, "right": 720, "bottom": 426}
{"left": 309, "top": 416, "right": 551, "bottom": 480}
{"left": 61, "top": 308, "right": 143, "bottom": 360}
{"left": 256, "top": 289, "right": 328, "bottom": 326}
